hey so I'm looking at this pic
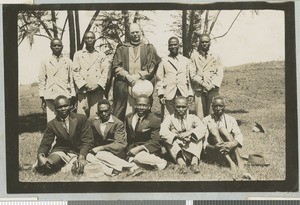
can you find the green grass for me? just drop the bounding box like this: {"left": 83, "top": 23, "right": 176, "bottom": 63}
{"left": 19, "top": 60, "right": 286, "bottom": 182}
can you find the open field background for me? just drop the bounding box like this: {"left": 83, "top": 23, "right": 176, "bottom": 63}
{"left": 18, "top": 60, "right": 285, "bottom": 182}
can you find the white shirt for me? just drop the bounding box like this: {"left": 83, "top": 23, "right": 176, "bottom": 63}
{"left": 99, "top": 115, "right": 114, "bottom": 136}
{"left": 131, "top": 113, "right": 144, "bottom": 131}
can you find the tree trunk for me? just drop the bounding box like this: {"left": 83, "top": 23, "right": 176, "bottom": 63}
{"left": 182, "top": 10, "right": 188, "bottom": 57}
{"left": 186, "top": 10, "right": 195, "bottom": 57}
{"left": 203, "top": 10, "right": 209, "bottom": 34}
{"left": 67, "top": 10, "right": 76, "bottom": 60}
{"left": 51, "top": 11, "right": 58, "bottom": 38}
{"left": 122, "top": 10, "right": 130, "bottom": 43}
{"left": 74, "top": 10, "right": 81, "bottom": 50}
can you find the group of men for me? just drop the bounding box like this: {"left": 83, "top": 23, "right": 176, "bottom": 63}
{"left": 36, "top": 23, "right": 246, "bottom": 177}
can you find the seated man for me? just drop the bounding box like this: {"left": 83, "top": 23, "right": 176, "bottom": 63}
{"left": 88, "top": 99, "right": 133, "bottom": 174}
{"left": 160, "top": 96, "right": 207, "bottom": 174}
{"left": 202, "top": 96, "right": 244, "bottom": 172}
{"left": 125, "top": 95, "right": 167, "bottom": 175}
{"left": 36, "top": 95, "right": 94, "bottom": 175}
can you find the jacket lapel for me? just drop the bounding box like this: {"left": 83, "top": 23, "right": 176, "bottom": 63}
{"left": 93, "top": 119, "right": 102, "bottom": 137}
{"left": 69, "top": 114, "right": 78, "bottom": 138}
{"left": 53, "top": 118, "right": 69, "bottom": 138}
{"left": 103, "top": 122, "right": 113, "bottom": 140}
{"left": 127, "top": 114, "right": 134, "bottom": 134}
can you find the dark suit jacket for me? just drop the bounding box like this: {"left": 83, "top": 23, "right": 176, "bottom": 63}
{"left": 37, "top": 112, "right": 94, "bottom": 157}
{"left": 125, "top": 112, "right": 161, "bottom": 154}
{"left": 91, "top": 115, "right": 127, "bottom": 158}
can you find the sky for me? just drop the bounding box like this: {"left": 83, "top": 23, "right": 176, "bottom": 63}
{"left": 18, "top": 9, "right": 285, "bottom": 85}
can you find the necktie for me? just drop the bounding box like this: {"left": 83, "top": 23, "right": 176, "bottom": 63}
{"left": 62, "top": 119, "right": 69, "bottom": 134}
{"left": 135, "top": 117, "right": 141, "bottom": 132}
{"left": 180, "top": 118, "right": 186, "bottom": 133}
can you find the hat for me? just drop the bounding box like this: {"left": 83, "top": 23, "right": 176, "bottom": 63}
{"left": 79, "top": 163, "right": 109, "bottom": 181}
{"left": 128, "top": 80, "right": 153, "bottom": 98}
{"left": 252, "top": 122, "right": 265, "bottom": 133}
{"left": 246, "top": 154, "right": 270, "bottom": 166}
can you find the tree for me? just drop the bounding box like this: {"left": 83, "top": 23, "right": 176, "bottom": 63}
{"left": 171, "top": 10, "right": 256, "bottom": 58}
{"left": 18, "top": 10, "right": 151, "bottom": 58}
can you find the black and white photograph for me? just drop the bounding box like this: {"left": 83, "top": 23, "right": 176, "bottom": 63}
{"left": 4, "top": 2, "right": 297, "bottom": 193}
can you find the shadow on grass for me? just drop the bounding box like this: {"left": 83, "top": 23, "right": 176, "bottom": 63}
{"left": 19, "top": 113, "right": 47, "bottom": 134}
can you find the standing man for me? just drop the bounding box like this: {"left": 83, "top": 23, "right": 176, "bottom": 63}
{"left": 160, "top": 96, "right": 207, "bottom": 174}
{"left": 112, "top": 23, "right": 161, "bottom": 121}
{"left": 190, "top": 34, "right": 223, "bottom": 118}
{"left": 73, "top": 31, "right": 110, "bottom": 119}
{"left": 125, "top": 95, "right": 167, "bottom": 175}
{"left": 36, "top": 95, "right": 94, "bottom": 175}
{"left": 39, "top": 38, "right": 76, "bottom": 122}
{"left": 156, "top": 37, "right": 194, "bottom": 118}
{"left": 202, "top": 96, "right": 244, "bottom": 172}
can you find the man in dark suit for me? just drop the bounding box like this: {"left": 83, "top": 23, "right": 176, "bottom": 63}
{"left": 88, "top": 99, "right": 133, "bottom": 173}
{"left": 36, "top": 95, "right": 94, "bottom": 175}
{"left": 125, "top": 95, "right": 167, "bottom": 175}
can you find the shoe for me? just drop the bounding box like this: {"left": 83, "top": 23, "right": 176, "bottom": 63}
{"left": 126, "top": 167, "right": 144, "bottom": 177}
{"left": 190, "top": 164, "right": 200, "bottom": 174}
{"left": 178, "top": 165, "right": 188, "bottom": 174}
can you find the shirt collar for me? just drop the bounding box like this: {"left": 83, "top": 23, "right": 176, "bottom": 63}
{"left": 99, "top": 115, "right": 114, "bottom": 124}
{"left": 83, "top": 47, "right": 98, "bottom": 53}
{"left": 59, "top": 115, "right": 70, "bottom": 122}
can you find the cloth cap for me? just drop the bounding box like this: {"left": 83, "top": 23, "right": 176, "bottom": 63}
{"left": 128, "top": 80, "right": 153, "bottom": 98}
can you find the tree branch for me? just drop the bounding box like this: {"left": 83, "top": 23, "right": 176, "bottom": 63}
{"left": 208, "top": 10, "right": 221, "bottom": 35}
{"left": 32, "top": 11, "right": 53, "bottom": 39}
{"left": 60, "top": 15, "right": 68, "bottom": 40}
{"left": 213, "top": 10, "right": 242, "bottom": 40}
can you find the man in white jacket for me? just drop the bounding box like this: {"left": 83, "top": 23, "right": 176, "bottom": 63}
{"left": 190, "top": 34, "right": 223, "bottom": 119}
{"left": 160, "top": 96, "right": 207, "bottom": 174}
{"left": 156, "top": 37, "right": 194, "bottom": 118}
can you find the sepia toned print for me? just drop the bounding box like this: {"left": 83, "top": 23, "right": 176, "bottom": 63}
{"left": 4, "top": 2, "right": 297, "bottom": 193}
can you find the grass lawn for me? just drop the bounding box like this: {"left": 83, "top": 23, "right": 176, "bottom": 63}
{"left": 18, "top": 60, "right": 286, "bottom": 182}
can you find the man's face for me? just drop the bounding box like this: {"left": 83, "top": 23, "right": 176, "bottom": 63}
{"left": 175, "top": 98, "right": 188, "bottom": 117}
{"left": 135, "top": 97, "right": 150, "bottom": 117}
{"left": 129, "top": 25, "right": 141, "bottom": 43}
{"left": 97, "top": 104, "right": 111, "bottom": 122}
{"left": 168, "top": 38, "right": 179, "bottom": 57}
{"left": 50, "top": 39, "right": 63, "bottom": 56}
{"left": 199, "top": 36, "right": 211, "bottom": 52}
{"left": 212, "top": 99, "right": 225, "bottom": 117}
{"left": 55, "top": 98, "right": 71, "bottom": 119}
{"left": 84, "top": 32, "right": 96, "bottom": 47}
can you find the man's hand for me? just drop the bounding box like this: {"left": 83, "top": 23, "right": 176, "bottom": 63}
{"left": 127, "top": 146, "right": 144, "bottom": 156}
{"left": 85, "top": 83, "right": 99, "bottom": 92}
{"left": 219, "top": 141, "right": 238, "bottom": 154}
{"left": 71, "top": 155, "right": 87, "bottom": 175}
{"left": 40, "top": 97, "right": 46, "bottom": 112}
{"left": 126, "top": 74, "right": 136, "bottom": 86}
{"left": 37, "top": 153, "right": 48, "bottom": 166}
{"left": 188, "top": 96, "right": 194, "bottom": 104}
{"left": 202, "top": 81, "right": 214, "bottom": 91}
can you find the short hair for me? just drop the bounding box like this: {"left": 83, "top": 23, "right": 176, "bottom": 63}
{"left": 50, "top": 37, "right": 62, "bottom": 46}
{"left": 199, "top": 34, "right": 211, "bottom": 42}
{"left": 97, "top": 99, "right": 111, "bottom": 109}
{"left": 129, "top": 23, "right": 141, "bottom": 32}
{"left": 212, "top": 95, "right": 226, "bottom": 106}
{"left": 54, "top": 95, "right": 69, "bottom": 107}
{"left": 174, "top": 96, "right": 188, "bottom": 105}
{"left": 84, "top": 31, "right": 95, "bottom": 38}
{"left": 168, "top": 36, "right": 179, "bottom": 44}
